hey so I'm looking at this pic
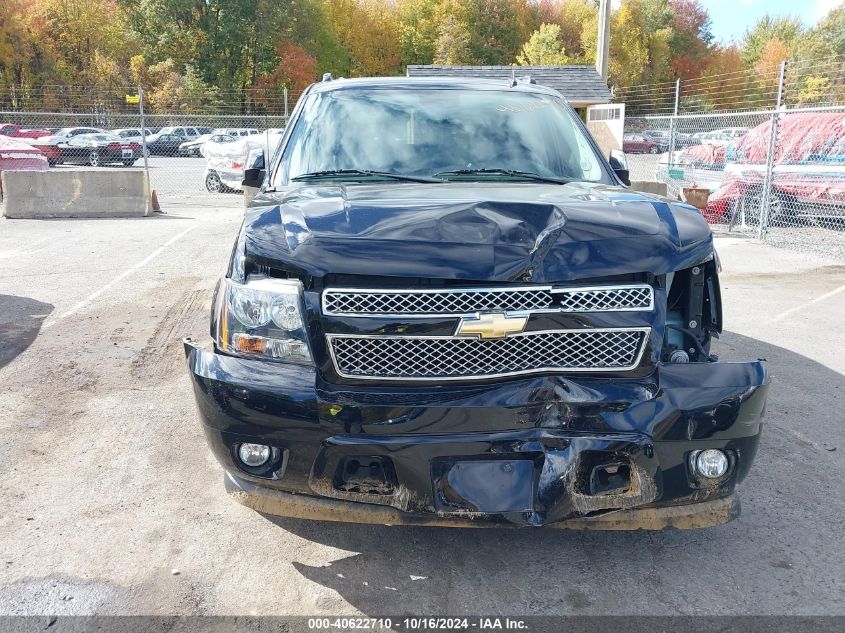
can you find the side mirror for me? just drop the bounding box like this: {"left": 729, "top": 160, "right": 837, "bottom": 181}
{"left": 243, "top": 151, "right": 266, "bottom": 188}
{"left": 242, "top": 168, "right": 265, "bottom": 189}
{"left": 609, "top": 149, "right": 630, "bottom": 186}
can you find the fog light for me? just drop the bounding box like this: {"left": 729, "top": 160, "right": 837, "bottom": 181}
{"left": 238, "top": 443, "right": 271, "bottom": 467}
{"left": 695, "top": 449, "right": 729, "bottom": 479}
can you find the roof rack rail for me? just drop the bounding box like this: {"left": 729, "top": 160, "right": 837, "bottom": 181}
{"left": 509, "top": 74, "right": 536, "bottom": 87}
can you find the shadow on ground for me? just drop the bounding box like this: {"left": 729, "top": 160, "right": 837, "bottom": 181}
{"left": 259, "top": 331, "right": 843, "bottom": 615}
{"left": 0, "top": 295, "right": 53, "bottom": 370}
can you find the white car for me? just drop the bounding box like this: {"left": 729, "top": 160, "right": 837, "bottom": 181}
{"left": 34, "top": 126, "right": 104, "bottom": 144}
{"left": 712, "top": 127, "right": 750, "bottom": 139}
{"left": 179, "top": 132, "right": 240, "bottom": 157}
{"left": 217, "top": 128, "right": 261, "bottom": 137}
{"left": 203, "top": 132, "right": 282, "bottom": 192}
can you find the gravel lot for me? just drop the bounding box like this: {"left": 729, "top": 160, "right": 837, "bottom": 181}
{"left": 0, "top": 206, "right": 843, "bottom": 616}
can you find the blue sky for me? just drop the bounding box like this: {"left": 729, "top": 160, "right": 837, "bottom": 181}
{"left": 704, "top": 0, "right": 844, "bottom": 43}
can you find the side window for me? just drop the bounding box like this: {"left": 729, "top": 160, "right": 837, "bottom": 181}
{"left": 174, "top": 128, "right": 184, "bottom": 136}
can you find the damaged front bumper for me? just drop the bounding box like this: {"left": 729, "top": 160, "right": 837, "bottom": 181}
{"left": 184, "top": 340, "right": 768, "bottom": 529}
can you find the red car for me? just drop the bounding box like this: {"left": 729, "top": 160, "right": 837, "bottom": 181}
{"left": 0, "top": 136, "right": 49, "bottom": 200}
{"left": 0, "top": 123, "right": 53, "bottom": 139}
{"left": 623, "top": 133, "right": 660, "bottom": 154}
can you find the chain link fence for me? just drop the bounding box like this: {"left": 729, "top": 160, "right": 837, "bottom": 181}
{"left": 1, "top": 86, "right": 303, "bottom": 207}
{"left": 618, "top": 58, "right": 845, "bottom": 260}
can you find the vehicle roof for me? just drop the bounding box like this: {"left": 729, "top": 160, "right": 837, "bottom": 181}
{"left": 307, "top": 76, "right": 564, "bottom": 99}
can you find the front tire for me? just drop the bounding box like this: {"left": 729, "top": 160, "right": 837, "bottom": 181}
{"left": 88, "top": 151, "right": 101, "bottom": 167}
{"left": 205, "top": 171, "right": 223, "bottom": 193}
{"left": 649, "top": 146, "right": 659, "bottom": 154}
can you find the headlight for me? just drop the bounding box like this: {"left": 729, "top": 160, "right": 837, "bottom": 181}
{"left": 216, "top": 277, "right": 312, "bottom": 364}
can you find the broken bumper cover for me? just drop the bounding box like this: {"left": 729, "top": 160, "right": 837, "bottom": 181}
{"left": 224, "top": 471, "right": 740, "bottom": 530}
{"left": 185, "top": 340, "right": 768, "bottom": 529}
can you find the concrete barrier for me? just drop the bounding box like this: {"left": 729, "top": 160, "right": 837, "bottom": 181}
{"left": 1, "top": 169, "right": 152, "bottom": 219}
{"left": 630, "top": 181, "right": 669, "bottom": 197}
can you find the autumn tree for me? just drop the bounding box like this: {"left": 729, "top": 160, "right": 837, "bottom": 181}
{"left": 396, "top": 0, "right": 440, "bottom": 66}
{"left": 517, "top": 24, "right": 569, "bottom": 66}
{"left": 464, "top": 0, "right": 523, "bottom": 65}
{"left": 667, "top": 0, "right": 713, "bottom": 80}
{"left": 0, "top": 0, "right": 61, "bottom": 106}
{"left": 696, "top": 44, "right": 747, "bottom": 110}
{"left": 582, "top": 0, "right": 650, "bottom": 87}
{"left": 796, "top": 75, "right": 833, "bottom": 105}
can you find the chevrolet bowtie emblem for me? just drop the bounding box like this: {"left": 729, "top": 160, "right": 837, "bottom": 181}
{"left": 456, "top": 313, "right": 528, "bottom": 339}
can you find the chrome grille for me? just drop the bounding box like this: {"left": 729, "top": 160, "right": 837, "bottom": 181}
{"left": 555, "top": 286, "right": 653, "bottom": 312}
{"left": 323, "top": 284, "right": 653, "bottom": 316}
{"left": 327, "top": 329, "right": 649, "bottom": 381}
{"left": 323, "top": 287, "right": 553, "bottom": 316}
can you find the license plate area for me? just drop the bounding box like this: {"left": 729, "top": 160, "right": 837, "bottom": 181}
{"left": 432, "top": 459, "right": 535, "bottom": 514}
{"left": 122, "top": 149, "right": 132, "bottom": 157}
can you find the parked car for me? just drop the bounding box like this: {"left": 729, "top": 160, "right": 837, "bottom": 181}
{"left": 641, "top": 129, "right": 671, "bottom": 152}
{"left": 712, "top": 127, "right": 750, "bottom": 140}
{"left": 54, "top": 133, "right": 141, "bottom": 167}
{"left": 0, "top": 123, "right": 54, "bottom": 139}
{"left": 178, "top": 132, "right": 239, "bottom": 157}
{"left": 34, "top": 126, "right": 104, "bottom": 144}
{"left": 145, "top": 126, "right": 197, "bottom": 146}
{"left": 691, "top": 131, "right": 734, "bottom": 146}
{"left": 111, "top": 128, "right": 153, "bottom": 156}
{"left": 203, "top": 133, "right": 280, "bottom": 191}
{"left": 183, "top": 76, "right": 769, "bottom": 531}
{"left": 145, "top": 133, "right": 186, "bottom": 156}
{"left": 623, "top": 133, "right": 660, "bottom": 154}
{"left": 0, "top": 135, "right": 49, "bottom": 200}
{"left": 706, "top": 113, "right": 845, "bottom": 226}
{"left": 655, "top": 143, "right": 729, "bottom": 199}
{"left": 201, "top": 128, "right": 260, "bottom": 140}
{"left": 111, "top": 128, "right": 152, "bottom": 143}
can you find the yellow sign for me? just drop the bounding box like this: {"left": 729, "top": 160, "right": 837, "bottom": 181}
{"left": 125, "top": 94, "right": 140, "bottom": 104}
{"left": 456, "top": 313, "right": 528, "bottom": 339}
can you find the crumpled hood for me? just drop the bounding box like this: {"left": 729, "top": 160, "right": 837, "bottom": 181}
{"left": 243, "top": 182, "right": 713, "bottom": 282}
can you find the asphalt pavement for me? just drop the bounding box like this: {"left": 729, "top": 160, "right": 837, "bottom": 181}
{"left": 0, "top": 206, "right": 843, "bottom": 615}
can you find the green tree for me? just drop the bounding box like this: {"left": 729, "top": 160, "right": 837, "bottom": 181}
{"left": 796, "top": 6, "right": 845, "bottom": 60}
{"left": 741, "top": 14, "right": 804, "bottom": 66}
{"left": 433, "top": 14, "right": 472, "bottom": 64}
{"left": 517, "top": 24, "right": 569, "bottom": 66}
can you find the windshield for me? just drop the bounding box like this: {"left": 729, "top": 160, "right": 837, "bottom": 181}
{"left": 276, "top": 88, "right": 607, "bottom": 185}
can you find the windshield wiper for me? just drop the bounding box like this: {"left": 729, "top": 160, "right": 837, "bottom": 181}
{"left": 434, "top": 168, "right": 573, "bottom": 184}
{"left": 291, "top": 169, "right": 444, "bottom": 183}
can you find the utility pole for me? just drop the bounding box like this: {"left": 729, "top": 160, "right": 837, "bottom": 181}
{"left": 596, "top": 0, "right": 611, "bottom": 82}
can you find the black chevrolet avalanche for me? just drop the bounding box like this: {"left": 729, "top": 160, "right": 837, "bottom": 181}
{"left": 184, "top": 77, "right": 769, "bottom": 529}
